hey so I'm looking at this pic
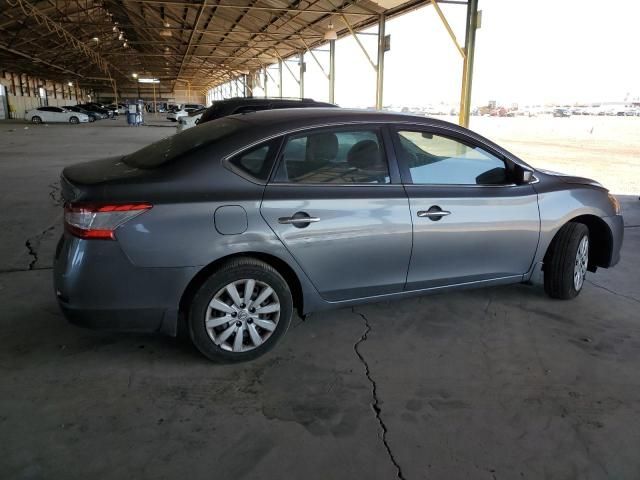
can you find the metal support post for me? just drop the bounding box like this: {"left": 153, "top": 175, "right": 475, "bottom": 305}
{"left": 329, "top": 39, "right": 335, "bottom": 103}
{"left": 278, "top": 59, "right": 283, "bottom": 98}
{"left": 299, "top": 52, "right": 305, "bottom": 99}
{"left": 458, "top": 0, "right": 479, "bottom": 128}
{"left": 375, "top": 14, "right": 386, "bottom": 110}
{"left": 263, "top": 67, "right": 268, "bottom": 97}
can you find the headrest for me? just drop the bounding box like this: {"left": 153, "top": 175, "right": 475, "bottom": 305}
{"left": 347, "top": 139, "right": 383, "bottom": 170}
{"left": 305, "top": 133, "right": 339, "bottom": 162}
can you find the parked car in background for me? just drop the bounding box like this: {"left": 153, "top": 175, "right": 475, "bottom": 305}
{"left": 77, "top": 104, "right": 110, "bottom": 119}
{"left": 167, "top": 103, "right": 206, "bottom": 122}
{"left": 198, "top": 97, "right": 336, "bottom": 125}
{"left": 25, "top": 106, "right": 89, "bottom": 124}
{"left": 63, "top": 105, "right": 100, "bottom": 122}
{"left": 553, "top": 108, "right": 571, "bottom": 117}
{"left": 106, "top": 104, "right": 127, "bottom": 115}
{"left": 176, "top": 108, "right": 206, "bottom": 133}
{"left": 54, "top": 109, "right": 623, "bottom": 362}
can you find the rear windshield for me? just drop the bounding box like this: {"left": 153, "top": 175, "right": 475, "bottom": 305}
{"left": 122, "top": 117, "right": 243, "bottom": 169}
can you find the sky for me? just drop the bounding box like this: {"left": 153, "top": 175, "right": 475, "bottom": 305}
{"left": 218, "top": 0, "right": 640, "bottom": 108}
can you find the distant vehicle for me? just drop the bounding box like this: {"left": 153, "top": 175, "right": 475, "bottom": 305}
{"left": 63, "top": 105, "right": 100, "bottom": 122}
{"left": 86, "top": 103, "right": 115, "bottom": 118}
{"left": 106, "top": 104, "right": 127, "bottom": 115}
{"left": 25, "top": 106, "right": 89, "bottom": 124}
{"left": 167, "top": 103, "right": 206, "bottom": 122}
{"left": 553, "top": 108, "right": 571, "bottom": 117}
{"left": 54, "top": 109, "right": 624, "bottom": 362}
{"left": 198, "top": 97, "right": 336, "bottom": 125}
{"left": 176, "top": 108, "right": 206, "bottom": 133}
{"left": 78, "top": 104, "right": 110, "bottom": 119}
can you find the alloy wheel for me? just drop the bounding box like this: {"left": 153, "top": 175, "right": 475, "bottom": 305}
{"left": 205, "top": 279, "right": 280, "bottom": 353}
{"left": 573, "top": 236, "right": 589, "bottom": 291}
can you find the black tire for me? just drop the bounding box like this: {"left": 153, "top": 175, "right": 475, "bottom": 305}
{"left": 31, "top": 116, "right": 42, "bottom": 124}
{"left": 88, "top": 116, "right": 95, "bottom": 123}
{"left": 188, "top": 257, "right": 293, "bottom": 362}
{"left": 544, "top": 222, "right": 589, "bottom": 300}
{"left": 69, "top": 116, "right": 79, "bottom": 124}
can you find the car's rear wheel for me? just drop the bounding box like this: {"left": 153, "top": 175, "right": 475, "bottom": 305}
{"left": 544, "top": 222, "right": 589, "bottom": 299}
{"left": 69, "top": 116, "right": 79, "bottom": 124}
{"left": 31, "top": 116, "right": 42, "bottom": 124}
{"left": 188, "top": 257, "right": 293, "bottom": 362}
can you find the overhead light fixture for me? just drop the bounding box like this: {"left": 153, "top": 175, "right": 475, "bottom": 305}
{"left": 138, "top": 78, "right": 160, "bottom": 83}
{"left": 160, "top": 29, "right": 172, "bottom": 37}
{"left": 123, "top": 41, "right": 128, "bottom": 47}
{"left": 118, "top": 32, "right": 124, "bottom": 40}
{"left": 132, "top": 73, "right": 138, "bottom": 79}
{"left": 324, "top": 22, "right": 337, "bottom": 41}
{"left": 92, "top": 37, "right": 99, "bottom": 42}
{"left": 163, "top": 21, "right": 170, "bottom": 27}
{"left": 68, "top": 82, "right": 73, "bottom": 87}
{"left": 113, "top": 26, "right": 118, "bottom": 32}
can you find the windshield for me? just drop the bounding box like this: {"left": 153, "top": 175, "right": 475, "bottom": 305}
{"left": 122, "top": 117, "right": 245, "bottom": 169}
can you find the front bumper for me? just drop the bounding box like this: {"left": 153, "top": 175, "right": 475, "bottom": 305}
{"left": 53, "top": 234, "right": 199, "bottom": 335}
{"left": 604, "top": 214, "right": 624, "bottom": 267}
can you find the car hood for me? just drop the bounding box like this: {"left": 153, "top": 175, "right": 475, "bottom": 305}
{"left": 537, "top": 168, "right": 605, "bottom": 189}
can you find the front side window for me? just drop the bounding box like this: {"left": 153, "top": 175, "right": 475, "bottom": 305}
{"left": 274, "top": 129, "right": 390, "bottom": 184}
{"left": 396, "top": 130, "right": 508, "bottom": 185}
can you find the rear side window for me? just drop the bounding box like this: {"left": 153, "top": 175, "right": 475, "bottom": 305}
{"left": 274, "top": 129, "right": 390, "bottom": 184}
{"left": 123, "top": 117, "right": 243, "bottom": 169}
{"left": 227, "top": 139, "right": 280, "bottom": 182}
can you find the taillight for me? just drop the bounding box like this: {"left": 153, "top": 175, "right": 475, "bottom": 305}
{"left": 64, "top": 203, "right": 152, "bottom": 240}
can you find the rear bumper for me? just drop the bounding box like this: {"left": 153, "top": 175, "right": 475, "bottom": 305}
{"left": 53, "top": 234, "right": 198, "bottom": 335}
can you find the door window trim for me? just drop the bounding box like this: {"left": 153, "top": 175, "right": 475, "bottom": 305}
{"left": 389, "top": 125, "right": 518, "bottom": 187}
{"left": 268, "top": 124, "right": 401, "bottom": 186}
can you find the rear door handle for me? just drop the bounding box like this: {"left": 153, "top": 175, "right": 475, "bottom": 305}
{"left": 417, "top": 206, "right": 451, "bottom": 221}
{"left": 278, "top": 212, "right": 320, "bottom": 228}
{"left": 278, "top": 216, "right": 320, "bottom": 224}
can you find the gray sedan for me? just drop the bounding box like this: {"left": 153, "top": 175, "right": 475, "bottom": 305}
{"left": 54, "top": 109, "right": 624, "bottom": 362}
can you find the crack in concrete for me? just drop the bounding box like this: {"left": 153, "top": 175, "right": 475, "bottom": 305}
{"left": 586, "top": 280, "right": 640, "bottom": 305}
{"left": 24, "top": 225, "right": 57, "bottom": 271}
{"left": 352, "top": 307, "right": 407, "bottom": 480}
{"left": 48, "top": 181, "right": 63, "bottom": 207}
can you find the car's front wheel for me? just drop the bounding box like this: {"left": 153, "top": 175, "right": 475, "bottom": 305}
{"left": 188, "top": 257, "right": 293, "bottom": 362}
{"left": 544, "top": 222, "right": 589, "bottom": 299}
{"left": 69, "top": 116, "right": 79, "bottom": 124}
{"left": 31, "top": 116, "right": 42, "bottom": 124}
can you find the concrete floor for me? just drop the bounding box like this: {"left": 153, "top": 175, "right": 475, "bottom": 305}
{"left": 1, "top": 118, "right": 639, "bottom": 480}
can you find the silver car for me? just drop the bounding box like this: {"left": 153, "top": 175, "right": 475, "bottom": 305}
{"left": 54, "top": 109, "right": 624, "bottom": 362}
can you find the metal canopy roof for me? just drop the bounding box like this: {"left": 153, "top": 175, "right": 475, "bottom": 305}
{"left": 0, "top": 0, "right": 459, "bottom": 93}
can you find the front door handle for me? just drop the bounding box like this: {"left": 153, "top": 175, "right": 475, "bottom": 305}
{"left": 278, "top": 212, "right": 320, "bottom": 228}
{"left": 417, "top": 206, "right": 451, "bottom": 221}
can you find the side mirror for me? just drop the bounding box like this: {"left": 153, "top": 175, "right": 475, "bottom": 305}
{"left": 514, "top": 164, "right": 535, "bottom": 184}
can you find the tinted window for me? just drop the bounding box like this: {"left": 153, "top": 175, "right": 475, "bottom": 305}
{"left": 274, "top": 129, "right": 390, "bottom": 184}
{"left": 122, "top": 117, "right": 243, "bottom": 169}
{"left": 396, "top": 131, "right": 508, "bottom": 185}
{"left": 228, "top": 140, "right": 279, "bottom": 181}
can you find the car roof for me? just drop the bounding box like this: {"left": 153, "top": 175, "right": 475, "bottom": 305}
{"left": 229, "top": 107, "right": 457, "bottom": 130}
{"left": 214, "top": 97, "right": 334, "bottom": 107}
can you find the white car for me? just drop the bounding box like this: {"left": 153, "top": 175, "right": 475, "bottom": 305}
{"left": 167, "top": 103, "right": 205, "bottom": 122}
{"left": 25, "top": 106, "right": 89, "bottom": 124}
{"left": 176, "top": 108, "right": 205, "bottom": 132}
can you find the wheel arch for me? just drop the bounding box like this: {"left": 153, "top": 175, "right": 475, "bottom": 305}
{"left": 178, "top": 251, "right": 305, "bottom": 323}
{"left": 545, "top": 214, "right": 613, "bottom": 271}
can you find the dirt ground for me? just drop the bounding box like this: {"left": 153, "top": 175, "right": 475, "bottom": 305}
{"left": 467, "top": 115, "right": 640, "bottom": 196}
